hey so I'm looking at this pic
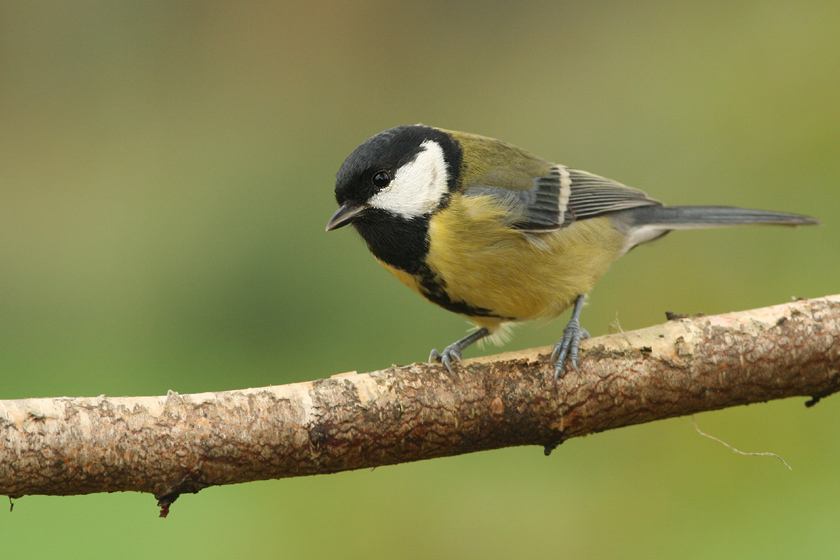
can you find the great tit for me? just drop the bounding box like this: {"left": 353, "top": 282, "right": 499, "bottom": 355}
{"left": 326, "top": 125, "right": 817, "bottom": 381}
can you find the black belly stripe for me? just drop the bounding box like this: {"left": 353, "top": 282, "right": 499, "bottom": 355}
{"left": 416, "top": 266, "right": 513, "bottom": 320}
{"left": 353, "top": 209, "right": 512, "bottom": 320}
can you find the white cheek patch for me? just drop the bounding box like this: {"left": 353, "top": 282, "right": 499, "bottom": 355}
{"left": 369, "top": 139, "right": 450, "bottom": 219}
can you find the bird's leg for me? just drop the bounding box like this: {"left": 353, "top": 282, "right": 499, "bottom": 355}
{"left": 551, "top": 295, "right": 590, "bottom": 382}
{"left": 430, "top": 327, "right": 491, "bottom": 374}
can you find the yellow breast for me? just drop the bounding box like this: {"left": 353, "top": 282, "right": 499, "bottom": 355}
{"left": 423, "top": 194, "right": 626, "bottom": 328}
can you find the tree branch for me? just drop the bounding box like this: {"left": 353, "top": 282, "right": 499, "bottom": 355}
{"left": 2, "top": 295, "right": 839, "bottom": 515}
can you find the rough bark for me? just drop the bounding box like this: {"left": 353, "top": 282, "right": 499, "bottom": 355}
{"left": 1, "top": 295, "right": 839, "bottom": 515}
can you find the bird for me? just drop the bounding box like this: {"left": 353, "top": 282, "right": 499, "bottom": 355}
{"left": 326, "top": 124, "right": 818, "bottom": 381}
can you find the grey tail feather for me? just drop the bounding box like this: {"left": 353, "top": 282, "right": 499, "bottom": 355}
{"left": 624, "top": 205, "right": 819, "bottom": 228}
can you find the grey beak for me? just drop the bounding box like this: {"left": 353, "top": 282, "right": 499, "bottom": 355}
{"left": 326, "top": 203, "right": 366, "bottom": 231}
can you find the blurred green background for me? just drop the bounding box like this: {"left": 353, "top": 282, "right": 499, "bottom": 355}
{"left": 1, "top": 1, "right": 838, "bottom": 558}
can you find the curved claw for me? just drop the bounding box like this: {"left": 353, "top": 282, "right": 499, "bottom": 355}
{"left": 552, "top": 324, "right": 590, "bottom": 383}
{"left": 428, "top": 328, "right": 491, "bottom": 375}
{"left": 430, "top": 345, "right": 463, "bottom": 374}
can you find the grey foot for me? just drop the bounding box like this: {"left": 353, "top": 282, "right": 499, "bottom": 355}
{"left": 551, "top": 323, "right": 590, "bottom": 382}
{"left": 429, "top": 344, "right": 462, "bottom": 374}
{"left": 428, "top": 327, "right": 491, "bottom": 375}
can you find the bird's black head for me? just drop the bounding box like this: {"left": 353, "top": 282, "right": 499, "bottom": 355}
{"left": 326, "top": 125, "right": 463, "bottom": 232}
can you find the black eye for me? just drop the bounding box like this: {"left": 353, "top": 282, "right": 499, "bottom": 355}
{"left": 372, "top": 170, "right": 391, "bottom": 188}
